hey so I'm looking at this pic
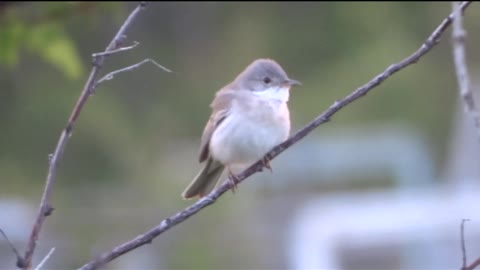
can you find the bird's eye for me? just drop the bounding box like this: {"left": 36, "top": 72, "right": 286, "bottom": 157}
{"left": 263, "top": 77, "right": 271, "bottom": 84}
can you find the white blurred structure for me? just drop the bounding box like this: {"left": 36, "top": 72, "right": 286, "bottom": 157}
{"left": 288, "top": 188, "right": 480, "bottom": 269}
{"left": 255, "top": 119, "right": 480, "bottom": 269}
{"left": 0, "top": 198, "right": 34, "bottom": 269}
{"left": 263, "top": 125, "right": 435, "bottom": 192}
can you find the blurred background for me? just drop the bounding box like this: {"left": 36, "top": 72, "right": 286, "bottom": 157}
{"left": 1, "top": 2, "right": 480, "bottom": 269}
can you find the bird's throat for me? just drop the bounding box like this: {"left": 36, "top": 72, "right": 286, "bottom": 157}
{"left": 253, "top": 86, "right": 290, "bottom": 102}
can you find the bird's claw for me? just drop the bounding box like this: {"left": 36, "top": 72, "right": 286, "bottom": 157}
{"left": 228, "top": 170, "right": 240, "bottom": 194}
{"left": 262, "top": 156, "right": 273, "bottom": 173}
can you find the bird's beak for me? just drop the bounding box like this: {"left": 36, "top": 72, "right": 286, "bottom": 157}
{"left": 285, "top": 78, "right": 302, "bottom": 87}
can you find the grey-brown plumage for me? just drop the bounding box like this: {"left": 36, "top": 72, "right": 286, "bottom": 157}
{"left": 182, "top": 58, "right": 300, "bottom": 199}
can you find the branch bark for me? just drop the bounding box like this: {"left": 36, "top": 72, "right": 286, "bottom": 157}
{"left": 20, "top": 2, "right": 148, "bottom": 269}
{"left": 465, "top": 258, "right": 480, "bottom": 270}
{"left": 452, "top": 3, "right": 480, "bottom": 268}
{"left": 77, "top": 2, "right": 473, "bottom": 270}
{"left": 451, "top": 1, "right": 480, "bottom": 141}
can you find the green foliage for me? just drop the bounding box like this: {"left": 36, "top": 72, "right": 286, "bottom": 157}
{"left": 0, "top": 18, "right": 23, "bottom": 66}
{"left": 27, "top": 22, "right": 83, "bottom": 80}
{"left": 0, "top": 3, "right": 84, "bottom": 80}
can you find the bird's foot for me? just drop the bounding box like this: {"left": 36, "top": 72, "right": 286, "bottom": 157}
{"left": 262, "top": 156, "right": 273, "bottom": 173}
{"left": 227, "top": 169, "right": 240, "bottom": 194}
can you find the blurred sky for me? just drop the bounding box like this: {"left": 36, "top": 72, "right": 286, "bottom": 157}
{"left": 1, "top": 2, "right": 480, "bottom": 269}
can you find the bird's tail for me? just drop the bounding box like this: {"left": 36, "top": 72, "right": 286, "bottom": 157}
{"left": 182, "top": 157, "right": 225, "bottom": 199}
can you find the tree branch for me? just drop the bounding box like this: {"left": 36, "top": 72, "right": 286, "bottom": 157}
{"left": 451, "top": 1, "right": 480, "bottom": 141}
{"left": 461, "top": 219, "right": 470, "bottom": 270}
{"left": 95, "top": 58, "right": 172, "bottom": 86}
{"left": 453, "top": 2, "right": 480, "bottom": 269}
{"left": 0, "top": 229, "right": 23, "bottom": 267}
{"left": 460, "top": 219, "right": 480, "bottom": 270}
{"left": 77, "top": 2, "right": 473, "bottom": 270}
{"left": 465, "top": 258, "right": 480, "bottom": 270}
{"left": 92, "top": 41, "right": 140, "bottom": 58}
{"left": 21, "top": 2, "right": 148, "bottom": 269}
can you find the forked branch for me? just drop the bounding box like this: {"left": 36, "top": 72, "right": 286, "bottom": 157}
{"left": 21, "top": 2, "right": 148, "bottom": 269}
{"left": 77, "top": 2, "right": 473, "bottom": 270}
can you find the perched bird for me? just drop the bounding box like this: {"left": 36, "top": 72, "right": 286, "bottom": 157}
{"left": 182, "top": 59, "right": 300, "bottom": 199}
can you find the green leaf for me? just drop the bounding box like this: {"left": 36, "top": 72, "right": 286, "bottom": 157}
{"left": 27, "top": 23, "right": 83, "bottom": 80}
{"left": 40, "top": 30, "right": 83, "bottom": 80}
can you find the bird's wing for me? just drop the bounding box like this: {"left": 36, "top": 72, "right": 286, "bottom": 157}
{"left": 198, "top": 91, "right": 234, "bottom": 163}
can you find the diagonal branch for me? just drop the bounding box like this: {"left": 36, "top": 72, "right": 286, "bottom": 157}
{"left": 465, "top": 258, "right": 480, "bottom": 270}
{"left": 77, "top": 2, "right": 473, "bottom": 270}
{"left": 21, "top": 2, "right": 148, "bottom": 269}
{"left": 0, "top": 229, "right": 23, "bottom": 267}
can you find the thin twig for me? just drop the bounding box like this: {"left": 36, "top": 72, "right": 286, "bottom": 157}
{"left": 77, "top": 2, "right": 473, "bottom": 270}
{"left": 95, "top": 58, "right": 172, "bottom": 86}
{"left": 465, "top": 257, "right": 480, "bottom": 270}
{"left": 0, "top": 229, "right": 24, "bottom": 267}
{"left": 92, "top": 41, "right": 140, "bottom": 58}
{"left": 21, "top": 2, "right": 148, "bottom": 269}
{"left": 451, "top": 1, "right": 480, "bottom": 141}
{"left": 461, "top": 219, "right": 470, "bottom": 270}
{"left": 461, "top": 219, "right": 480, "bottom": 270}
{"left": 33, "top": 248, "right": 55, "bottom": 270}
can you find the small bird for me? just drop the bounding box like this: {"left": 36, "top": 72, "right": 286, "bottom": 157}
{"left": 182, "top": 58, "right": 301, "bottom": 199}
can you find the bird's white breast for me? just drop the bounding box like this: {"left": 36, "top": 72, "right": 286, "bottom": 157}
{"left": 209, "top": 87, "right": 291, "bottom": 166}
